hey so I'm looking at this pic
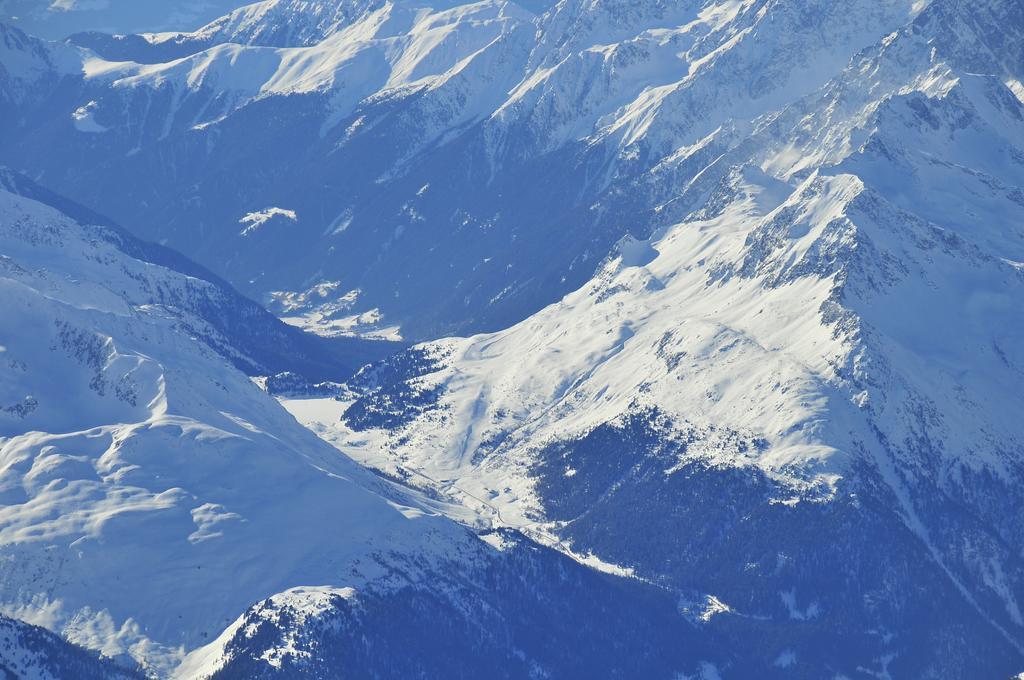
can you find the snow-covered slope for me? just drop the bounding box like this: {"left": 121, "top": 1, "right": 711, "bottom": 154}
{"left": 0, "top": 175, "right": 750, "bottom": 678}
{"left": 0, "top": 0, "right": 943, "bottom": 339}
{"left": 0, "top": 178, "right": 460, "bottom": 674}
{"left": 276, "top": 0, "right": 1024, "bottom": 675}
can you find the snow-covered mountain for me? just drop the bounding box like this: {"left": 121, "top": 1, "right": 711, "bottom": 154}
{"left": 0, "top": 0, "right": 948, "bottom": 339}
{"left": 2, "top": 0, "right": 1024, "bottom": 676}
{"left": 0, "top": 173, "right": 754, "bottom": 678}
{"left": 0, "top": 173, "right": 439, "bottom": 673}
{"left": 266, "top": 0, "right": 1024, "bottom": 675}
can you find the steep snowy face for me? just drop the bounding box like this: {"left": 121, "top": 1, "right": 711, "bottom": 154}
{"left": 493, "top": 0, "right": 922, "bottom": 154}
{"left": 280, "top": 0, "right": 1024, "bottom": 674}
{"left": 2, "top": 0, "right": 936, "bottom": 339}
{"left": 80, "top": 0, "right": 535, "bottom": 117}
{"left": 153, "top": 0, "right": 414, "bottom": 49}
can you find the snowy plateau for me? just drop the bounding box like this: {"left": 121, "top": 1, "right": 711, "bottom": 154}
{"left": 1, "top": 0, "right": 1024, "bottom": 678}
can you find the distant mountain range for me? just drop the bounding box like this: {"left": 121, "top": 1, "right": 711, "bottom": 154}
{"left": 0, "top": 0, "right": 252, "bottom": 40}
